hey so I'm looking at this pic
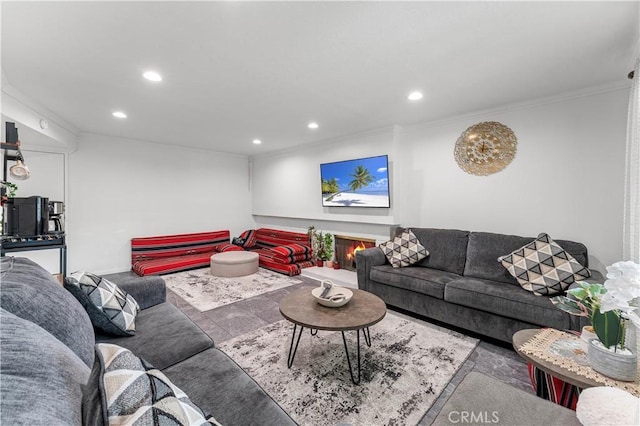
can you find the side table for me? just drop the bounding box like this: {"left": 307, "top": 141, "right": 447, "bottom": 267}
{"left": 513, "top": 328, "right": 640, "bottom": 409}
{"left": 514, "top": 329, "right": 592, "bottom": 408}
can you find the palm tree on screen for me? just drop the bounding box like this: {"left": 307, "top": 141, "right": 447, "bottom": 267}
{"left": 348, "top": 165, "right": 374, "bottom": 192}
{"left": 322, "top": 178, "right": 339, "bottom": 194}
{"left": 325, "top": 165, "right": 374, "bottom": 201}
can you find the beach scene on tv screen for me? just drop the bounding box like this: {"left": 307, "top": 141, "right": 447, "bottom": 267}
{"left": 321, "top": 155, "right": 390, "bottom": 207}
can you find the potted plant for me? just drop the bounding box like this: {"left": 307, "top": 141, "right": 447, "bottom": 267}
{"left": 308, "top": 226, "right": 327, "bottom": 267}
{"left": 550, "top": 261, "right": 639, "bottom": 381}
{"left": 600, "top": 261, "right": 640, "bottom": 358}
{"left": 307, "top": 227, "right": 336, "bottom": 268}
{"left": 323, "top": 233, "right": 334, "bottom": 267}
{"left": 1, "top": 181, "right": 18, "bottom": 198}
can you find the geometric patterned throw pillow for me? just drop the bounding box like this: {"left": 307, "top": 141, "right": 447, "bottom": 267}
{"left": 498, "top": 233, "right": 592, "bottom": 296}
{"left": 379, "top": 229, "right": 429, "bottom": 268}
{"left": 64, "top": 272, "right": 140, "bottom": 336}
{"left": 93, "top": 343, "right": 221, "bottom": 425}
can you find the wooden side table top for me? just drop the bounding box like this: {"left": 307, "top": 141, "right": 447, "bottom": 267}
{"left": 513, "top": 329, "right": 602, "bottom": 389}
{"left": 279, "top": 287, "right": 386, "bottom": 331}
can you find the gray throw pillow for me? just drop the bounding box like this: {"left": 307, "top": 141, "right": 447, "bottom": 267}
{"left": 0, "top": 308, "right": 90, "bottom": 425}
{"left": 83, "top": 343, "right": 221, "bottom": 425}
{"left": 65, "top": 271, "right": 140, "bottom": 336}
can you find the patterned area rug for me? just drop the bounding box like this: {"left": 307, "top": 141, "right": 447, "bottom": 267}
{"left": 218, "top": 313, "right": 479, "bottom": 425}
{"left": 163, "top": 268, "right": 301, "bottom": 312}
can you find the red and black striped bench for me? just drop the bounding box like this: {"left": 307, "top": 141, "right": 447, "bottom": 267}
{"left": 131, "top": 230, "right": 230, "bottom": 276}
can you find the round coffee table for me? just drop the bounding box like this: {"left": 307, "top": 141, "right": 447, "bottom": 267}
{"left": 279, "top": 287, "right": 386, "bottom": 384}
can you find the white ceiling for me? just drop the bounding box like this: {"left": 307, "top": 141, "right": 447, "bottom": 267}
{"left": 2, "top": 1, "right": 638, "bottom": 155}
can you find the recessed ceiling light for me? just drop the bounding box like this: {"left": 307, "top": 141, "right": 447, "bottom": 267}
{"left": 143, "top": 71, "right": 162, "bottom": 82}
{"left": 253, "top": 139, "right": 262, "bottom": 145}
{"left": 308, "top": 122, "right": 319, "bottom": 129}
{"left": 112, "top": 111, "right": 127, "bottom": 118}
{"left": 407, "top": 91, "right": 423, "bottom": 101}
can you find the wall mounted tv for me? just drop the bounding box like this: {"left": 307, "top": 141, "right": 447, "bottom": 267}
{"left": 320, "top": 154, "right": 390, "bottom": 208}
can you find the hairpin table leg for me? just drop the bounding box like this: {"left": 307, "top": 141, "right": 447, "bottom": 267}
{"left": 363, "top": 327, "right": 371, "bottom": 347}
{"left": 287, "top": 324, "right": 304, "bottom": 368}
{"left": 341, "top": 329, "right": 362, "bottom": 385}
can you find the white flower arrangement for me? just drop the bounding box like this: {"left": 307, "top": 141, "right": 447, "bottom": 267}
{"left": 599, "top": 261, "right": 640, "bottom": 328}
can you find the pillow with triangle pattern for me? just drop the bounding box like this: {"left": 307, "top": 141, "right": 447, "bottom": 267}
{"left": 379, "top": 229, "right": 429, "bottom": 268}
{"left": 64, "top": 272, "right": 139, "bottom": 336}
{"left": 83, "top": 343, "right": 221, "bottom": 425}
{"left": 498, "top": 232, "right": 591, "bottom": 296}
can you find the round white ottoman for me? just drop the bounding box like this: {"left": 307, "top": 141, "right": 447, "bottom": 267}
{"left": 210, "top": 251, "right": 259, "bottom": 277}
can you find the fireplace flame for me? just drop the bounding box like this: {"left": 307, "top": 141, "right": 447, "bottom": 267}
{"left": 347, "top": 241, "right": 368, "bottom": 260}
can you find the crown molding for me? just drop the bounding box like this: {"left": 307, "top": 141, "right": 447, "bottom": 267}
{"left": 78, "top": 131, "right": 249, "bottom": 159}
{"left": 407, "top": 81, "right": 630, "bottom": 132}
{"left": 1, "top": 72, "right": 80, "bottom": 152}
{"left": 250, "top": 125, "right": 398, "bottom": 160}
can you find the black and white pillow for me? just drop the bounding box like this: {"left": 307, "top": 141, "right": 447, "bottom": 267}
{"left": 237, "top": 230, "right": 257, "bottom": 248}
{"left": 64, "top": 272, "right": 139, "bottom": 336}
{"left": 83, "top": 343, "right": 221, "bottom": 425}
{"left": 498, "top": 233, "right": 592, "bottom": 296}
{"left": 379, "top": 229, "right": 429, "bottom": 268}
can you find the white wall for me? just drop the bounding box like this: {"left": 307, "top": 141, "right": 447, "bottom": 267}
{"left": 251, "top": 127, "right": 402, "bottom": 242}
{"left": 67, "top": 134, "right": 254, "bottom": 274}
{"left": 253, "top": 88, "right": 629, "bottom": 272}
{"left": 9, "top": 150, "right": 65, "bottom": 201}
{"left": 399, "top": 88, "right": 627, "bottom": 271}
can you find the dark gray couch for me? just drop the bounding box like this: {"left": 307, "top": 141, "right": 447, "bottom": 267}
{"left": 0, "top": 256, "right": 295, "bottom": 425}
{"left": 356, "top": 228, "right": 603, "bottom": 343}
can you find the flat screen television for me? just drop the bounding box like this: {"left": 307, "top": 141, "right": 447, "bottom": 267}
{"left": 320, "top": 154, "right": 390, "bottom": 208}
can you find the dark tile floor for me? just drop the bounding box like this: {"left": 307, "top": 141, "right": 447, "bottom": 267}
{"left": 166, "top": 276, "right": 534, "bottom": 424}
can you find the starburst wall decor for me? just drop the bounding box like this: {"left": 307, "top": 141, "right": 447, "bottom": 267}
{"left": 454, "top": 121, "right": 517, "bottom": 176}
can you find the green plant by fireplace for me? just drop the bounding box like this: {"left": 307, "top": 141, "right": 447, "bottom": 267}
{"left": 321, "top": 233, "right": 334, "bottom": 261}
{"left": 307, "top": 226, "right": 334, "bottom": 261}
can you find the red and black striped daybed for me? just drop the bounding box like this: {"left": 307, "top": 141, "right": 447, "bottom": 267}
{"left": 131, "top": 230, "right": 231, "bottom": 276}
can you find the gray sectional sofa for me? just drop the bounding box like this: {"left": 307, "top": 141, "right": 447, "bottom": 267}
{"left": 356, "top": 227, "right": 603, "bottom": 343}
{"left": 0, "top": 256, "right": 295, "bottom": 425}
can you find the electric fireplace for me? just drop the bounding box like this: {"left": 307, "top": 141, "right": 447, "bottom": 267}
{"left": 334, "top": 235, "right": 377, "bottom": 271}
